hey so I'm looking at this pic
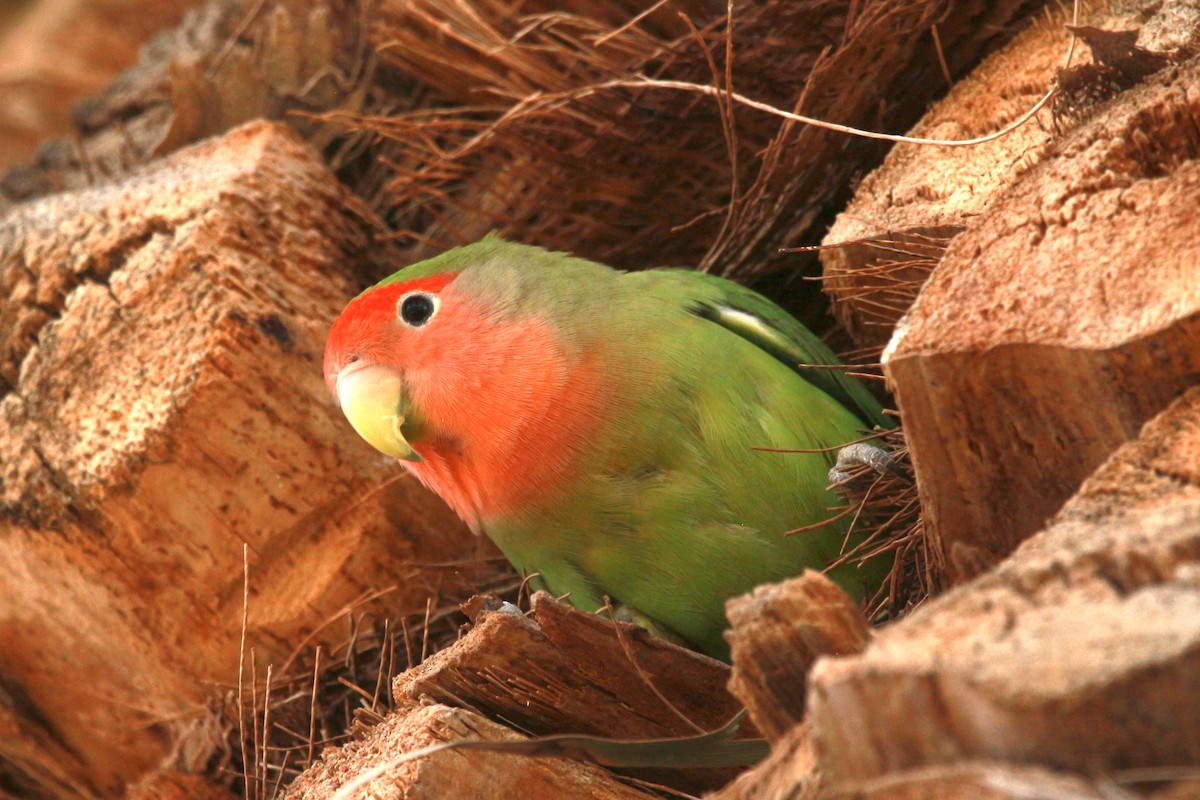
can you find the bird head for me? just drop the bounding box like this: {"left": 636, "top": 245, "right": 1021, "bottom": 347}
{"left": 323, "top": 271, "right": 461, "bottom": 463}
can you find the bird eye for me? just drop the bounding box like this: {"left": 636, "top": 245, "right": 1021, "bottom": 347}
{"left": 398, "top": 292, "right": 438, "bottom": 328}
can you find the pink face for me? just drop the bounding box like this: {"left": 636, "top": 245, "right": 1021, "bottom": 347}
{"left": 323, "top": 268, "right": 606, "bottom": 527}
{"left": 322, "top": 272, "right": 461, "bottom": 465}
{"left": 323, "top": 271, "right": 461, "bottom": 400}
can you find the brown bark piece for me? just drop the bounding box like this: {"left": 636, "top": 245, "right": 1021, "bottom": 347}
{"left": 0, "top": 121, "right": 471, "bottom": 795}
{"left": 807, "top": 390, "right": 1200, "bottom": 781}
{"left": 819, "top": 0, "right": 1181, "bottom": 353}
{"left": 821, "top": 762, "right": 1117, "bottom": 800}
{"left": 0, "top": 0, "right": 199, "bottom": 173}
{"left": 724, "top": 571, "right": 871, "bottom": 742}
{"left": 282, "top": 703, "right": 656, "bottom": 800}
{"left": 395, "top": 592, "right": 750, "bottom": 793}
{"left": 884, "top": 52, "right": 1200, "bottom": 576}
{"left": 1, "top": 0, "right": 376, "bottom": 208}
{"left": 1053, "top": 385, "right": 1200, "bottom": 523}
{"left": 819, "top": 8, "right": 1077, "bottom": 350}
{"left": 811, "top": 502, "right": 1200, "bottom": 781}
{"left": 397, "top": 592, "right": 741, "bottom": 740}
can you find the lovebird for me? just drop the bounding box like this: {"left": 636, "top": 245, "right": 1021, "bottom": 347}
{"left": 323, "top": 236, "right": 890, "bottom": 659}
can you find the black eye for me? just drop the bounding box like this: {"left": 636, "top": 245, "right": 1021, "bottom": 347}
{"left": 399, "top": 292, "right": 437, "bottom": 327}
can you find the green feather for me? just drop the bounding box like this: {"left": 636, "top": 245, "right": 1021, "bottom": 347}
{"left": 675, "top": 270, "right": 891, "bottom": 430}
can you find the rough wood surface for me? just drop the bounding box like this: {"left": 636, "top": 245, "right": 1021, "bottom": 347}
{"left": 821, "top": 762, "right": 1120, "bottom": 800}
{"left": 397, "top": 592, "right": 741, "bottom": 738}
{"left": 1, "top": 0, "right": 376, "bottom": 209}
{"left": 0, "top": 0, "right": 199, "bottom": 172}
{"left": 725, "top": 571, "right": 871, "bottom": 742}
{"left": 0, "top": 121, "right": 472, "bottom": 795}
{"left": 819, "top": 10, "right": 1071, "bottom": 349}
{"left": 395, "top": 592, "right": 748, "bottom": 793}
{"left": 282, "top": 703, "right": 655, "bottom": 800}
{"left": 821, "top": 0, "right": 1195, "bottom": 353}
{"left": 1054, "top": 385, "right": 1200, "bottom": 523}
{"left": 883, "top": 49, "right": 1200, "bottom": 578}
{"left": 807, "top": 386, "right": 1200, "bottom": 782}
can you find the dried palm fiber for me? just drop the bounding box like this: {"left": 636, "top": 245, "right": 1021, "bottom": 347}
{"left": 345, "top": 0, "right": 1030, "bottom": 274}
{"left": 222, "top": 553, "right": 522, "bottom": 795}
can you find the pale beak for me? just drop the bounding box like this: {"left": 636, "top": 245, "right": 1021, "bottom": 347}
{"left": 335, "top": 362, "right": 423, "bottom": 462}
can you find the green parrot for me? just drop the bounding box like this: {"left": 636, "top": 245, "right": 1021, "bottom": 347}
{"left": 324, "top": 235, "right": 889, "bottom": 659}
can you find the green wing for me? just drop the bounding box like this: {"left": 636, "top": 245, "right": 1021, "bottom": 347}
{"left": 656, "top": 270, "right": 890, "bottom": 429}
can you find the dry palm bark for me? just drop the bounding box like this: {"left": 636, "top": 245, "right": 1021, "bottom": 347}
{"left": 6, "top": 0, "right": 1200, "bottom": 799}
{"left": 282, "top": 704, "right": 657, "bottom": 800}
{"left": 0, "top": 121, "right": 474, "bottom": 796}
{"left": 395, "top": 593, "right": 742, "bottom": 740}
{"left": 283, "top": 592, "right": 755, "bottom": 798}
{"left": 808, "top": 386, "right": 1200, "bottom": 786}
{"left": 0, "top": 0, "right": 201, "bottom": 173}
{"left": 818, "top": 9, "right": 1073, "bottom": 352}
{"left": 354, "top": 0, "right": 1037, "bottom": 276}
{"left": 1, "top": 0, "right": 379, "bottom": 209}
{"left": 885, "top": 61, "right": 1200, "bottom": 577}
{"left": 820, "top": 0, "right": 1199, "bottom": 356}
{"left": 391, "top": 592, "right": 750, "bottom": 795}
{"left": 724, "top": 571, "right": 872, "bottom": 742}
{"left": 871, "top": 2, "right": 1200, "bottom": 577}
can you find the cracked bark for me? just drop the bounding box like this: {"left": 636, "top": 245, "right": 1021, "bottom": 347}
{"left": 0, "top": 121, "right": 474, "bottom": 795}
{"left": 807, "top": 387, "right": 1200, "bottom": 783}
{"left": 883, "top": 49, "right": 1200, "bottom": 579}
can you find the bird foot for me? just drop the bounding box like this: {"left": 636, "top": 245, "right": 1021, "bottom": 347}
{"left": 828, "top": 441, "right": 900, "bottom": 486}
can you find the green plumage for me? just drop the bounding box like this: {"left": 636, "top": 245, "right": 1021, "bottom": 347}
{"left": 373, "top": 236, "right": 891, "bottom": 659}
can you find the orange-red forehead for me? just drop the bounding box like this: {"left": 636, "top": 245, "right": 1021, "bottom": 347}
{"left": 347, "top": 271, "right": 461, "bottom": 320}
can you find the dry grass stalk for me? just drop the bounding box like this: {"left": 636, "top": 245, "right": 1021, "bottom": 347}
{"left": 819, "top": 228, "right": 957, "bottom": 355}
{"left": 824, "top": 424, "right": 929, "bottom": 620}
{"left": 220, "top": 555, "right": 520, "bottom": 797}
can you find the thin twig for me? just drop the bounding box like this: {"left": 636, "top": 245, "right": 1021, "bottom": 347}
{"left": 931, "top": 24, "right": 952, "bottom": 88}
{"left": 238, "top": 546, "right": 252, "bottom": 800}
{"left": 307, "top": 646, "right": 321, "bottom": 767}
{"left": 421, "top": 596, "right": 433, "bottom": 663}
{"left": 262, "top": 664, "right": 274, "bottom": 800}
{"left": 250, "top": 652, "right": 260, "bottom": 800}
{"left": 592, "top": 0, "right": 671, "bottom": 46}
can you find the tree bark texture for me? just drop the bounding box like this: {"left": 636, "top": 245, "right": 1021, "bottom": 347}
{"left": 824, "top": 0, "right": 1200, "bottom": 579}
{"left": 808, "top": 389, "right": 1200, "bottom": 782}
{"left": 3, "top": 0, "right": 1200, "bottom": 798}
{"left": 0, "top": 121, "right": 472, "bottom": 796}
